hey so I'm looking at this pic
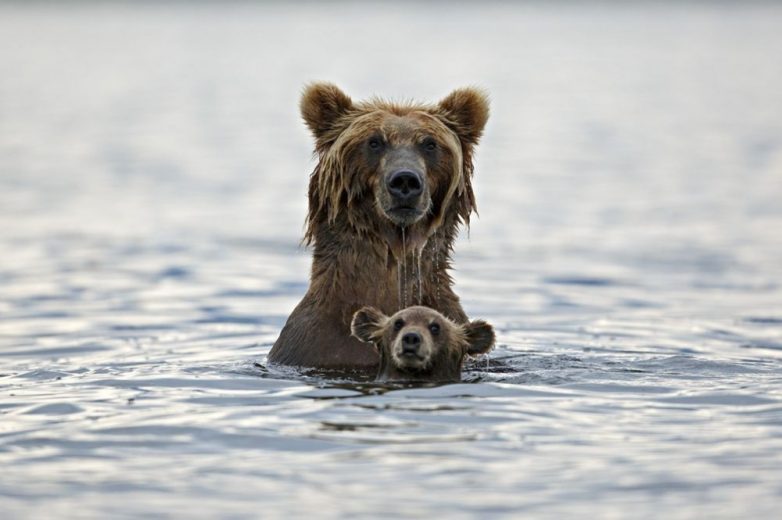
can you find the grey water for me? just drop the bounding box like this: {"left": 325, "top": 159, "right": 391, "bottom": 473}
{"left": 2, "top": 2, "right": 782, "bottom": 518}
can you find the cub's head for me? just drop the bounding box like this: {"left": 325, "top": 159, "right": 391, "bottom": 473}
{"left": 300, "top": 83, "right": 489, "bottom": 241}
{"left": 351, "top": 305, "right": 495, "bottom": 382}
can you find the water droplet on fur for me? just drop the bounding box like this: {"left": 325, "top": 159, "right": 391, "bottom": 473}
{"left": 414, "top": 247, "right": 423, "bottom": 305}
{"left": 432, "top": 230, "right": 441, "bottom": 305}
{"left": 400, "top": 227, "right": 407, "bottom": 308}
{"left": 397, "top": 257, "right": 403, "bottom": 310}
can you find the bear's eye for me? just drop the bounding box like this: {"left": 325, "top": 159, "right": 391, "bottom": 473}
{"left": 422, "top": 138, "right": 437, "bottom": 152}
{"left": 368, "top": 138, "right": 384, "bottom": 151}
{"left": 429, "top": 322, "right": 440, "bottom": 335}
{"left": 393, "top": 319, "right": 405, "bottom": 331}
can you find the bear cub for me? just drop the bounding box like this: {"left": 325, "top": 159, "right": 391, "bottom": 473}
{"left": 351, "top": 306, "right": 495, "bottom": 382}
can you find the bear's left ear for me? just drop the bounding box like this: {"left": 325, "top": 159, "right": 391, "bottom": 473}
{"left": 437, "top": 87, "right": 490, "bottom": 146}
{"left": 351, "top": 306, "right": 387, "bottom": 346}
{"left": 463, "top": 320, "right": 495, "bottom": 357}
{"left": 300, "top": 82, "right": 354, "bottom": 141}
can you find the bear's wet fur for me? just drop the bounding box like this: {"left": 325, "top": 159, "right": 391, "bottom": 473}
{"left": 351, "top": 306, "right": 495, "bottom": 382}
{"left": 268, "top": 82, "right": 489, "bottom": 373}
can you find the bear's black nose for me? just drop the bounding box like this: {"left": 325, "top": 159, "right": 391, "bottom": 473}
{"left": 401, "top": 331, "right": 422, "bottom": 354}
{"left": 387, "top": 170, "right": 423, "bottom": 201}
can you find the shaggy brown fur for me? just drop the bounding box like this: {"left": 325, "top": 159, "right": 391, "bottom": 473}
{"left": 268, "top": 82, "right": 490, "bottom": 372}
{"left": 351, "top": 306, "right": 495, "bottom": 382}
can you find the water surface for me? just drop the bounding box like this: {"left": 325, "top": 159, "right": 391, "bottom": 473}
{"left": 1, "top": 2, "right": 782, "bottom": 518}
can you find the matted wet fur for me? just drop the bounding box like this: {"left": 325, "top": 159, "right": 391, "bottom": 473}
{"left": 351, "top": 306, "right": 495, "bottom": 382}
{"left": 268, "top": 82, "right": 489, "bottom": 373}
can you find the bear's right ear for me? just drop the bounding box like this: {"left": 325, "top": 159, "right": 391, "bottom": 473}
{"left": 300, "top": 82, "right": 354, "bottom": 140}
{"left": 351, "top": 306, "right": 387, "bottom": 345}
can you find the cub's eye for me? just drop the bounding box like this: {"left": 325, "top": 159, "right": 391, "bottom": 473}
{"left": 368, "top": 138, "right": 383, "bottom": 150}
{"left": 423, "top": 138, "right": 437, "bottom": 152}
{"left": 393, "top": 319, "right": 405, "bottom": 331}
{"left": 429, "top": 322, "right": 440, "bottom": 335}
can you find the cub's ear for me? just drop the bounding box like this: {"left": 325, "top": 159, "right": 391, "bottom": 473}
{"left": 351, "top": 306, "right": 387, "bottom": 345}
{"left": 463, "top": 319, "right": 495, "bottom": 357}
{"left": 300, "top": 82, "right": 354, "bottom": 140}
{"left": 437, "top": 87, "right": 490, "bottom": 146}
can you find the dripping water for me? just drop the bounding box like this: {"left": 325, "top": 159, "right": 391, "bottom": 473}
{"left": 397, "top": 228, "right": 428, "bottom": 309}
{"left": 415, "top": 247, "right": 423, "bottom": 305}
{"left": 432, "top": 229, "right": 441, "bottom": 304}
{"left": 400, "top": 227, "right": 407, "bottom": 308}
{"left": 397, "top": 254, "right": 402, "bottom": 310}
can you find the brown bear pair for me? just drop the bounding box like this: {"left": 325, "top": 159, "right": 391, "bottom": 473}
{"left": 351, "top": 306, "right": 495, "bottom": 382}
{"left": 268, "top": 82, "right": 490, "bottom": 374}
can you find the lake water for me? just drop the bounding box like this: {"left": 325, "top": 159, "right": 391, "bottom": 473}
{"left": 1, "top": 2, "right": 782, "bottom": 518}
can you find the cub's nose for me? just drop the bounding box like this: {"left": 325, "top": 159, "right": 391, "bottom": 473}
{"left": 401, "top": 331, "right": 422, "bottom": 354}
{"left": 387, "top": 170, "right": 423, "bottom": 201}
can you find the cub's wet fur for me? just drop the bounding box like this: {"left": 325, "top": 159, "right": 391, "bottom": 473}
{"left": 351, "top": 305, "right": 495, "bottom": 382}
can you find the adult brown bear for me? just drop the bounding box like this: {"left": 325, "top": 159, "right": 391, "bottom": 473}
{"left": 268, "top": 82, "right": 489, "bottom": 373}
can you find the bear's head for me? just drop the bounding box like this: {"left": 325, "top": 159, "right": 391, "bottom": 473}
{"left": 300, "top": 83, "right": 489, "bottom": 243}
{"left": 351, "top": 305, "right": 495, "bottom": 382}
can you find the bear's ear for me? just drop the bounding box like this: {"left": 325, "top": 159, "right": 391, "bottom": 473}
{"left": 463, "top": 320, "right": 495, "bottom": 357}
{"left": 437, "top": 87, "right": 490, "bottom": 146}
{"left": 351, "top": 306, "right": 387, "bottom": 345}
{"left": 300, "top": 82, "right": 354, "bottom": 140}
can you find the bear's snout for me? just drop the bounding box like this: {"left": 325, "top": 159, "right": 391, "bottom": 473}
{"left": 383, "top": 167, "right": 428, "bottom": 226}
{"left": 377, "top": 145, "right": 430, "bottom": 227}
{"left": 387, "top": 170, "right": 424, "bottom": 204}
{"left": 392, "top": 326, "right": 432, "bottom": 369}
{"left": 380, "top": 168, "right": 431, "bottom": 226}
{"left": 401, "top": 331, "right": 423, "bottom": 355}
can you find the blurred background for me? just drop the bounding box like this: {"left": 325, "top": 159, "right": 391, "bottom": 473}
{"left": 3, "top": 1, "right": 780, "bottom": 255}
{"left": 1, "top": 1, "right": 782, "bottom": 518}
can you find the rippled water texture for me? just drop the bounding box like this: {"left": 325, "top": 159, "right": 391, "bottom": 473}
{"left": 2, "top": 2, "right": 782, "bottom": 518}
